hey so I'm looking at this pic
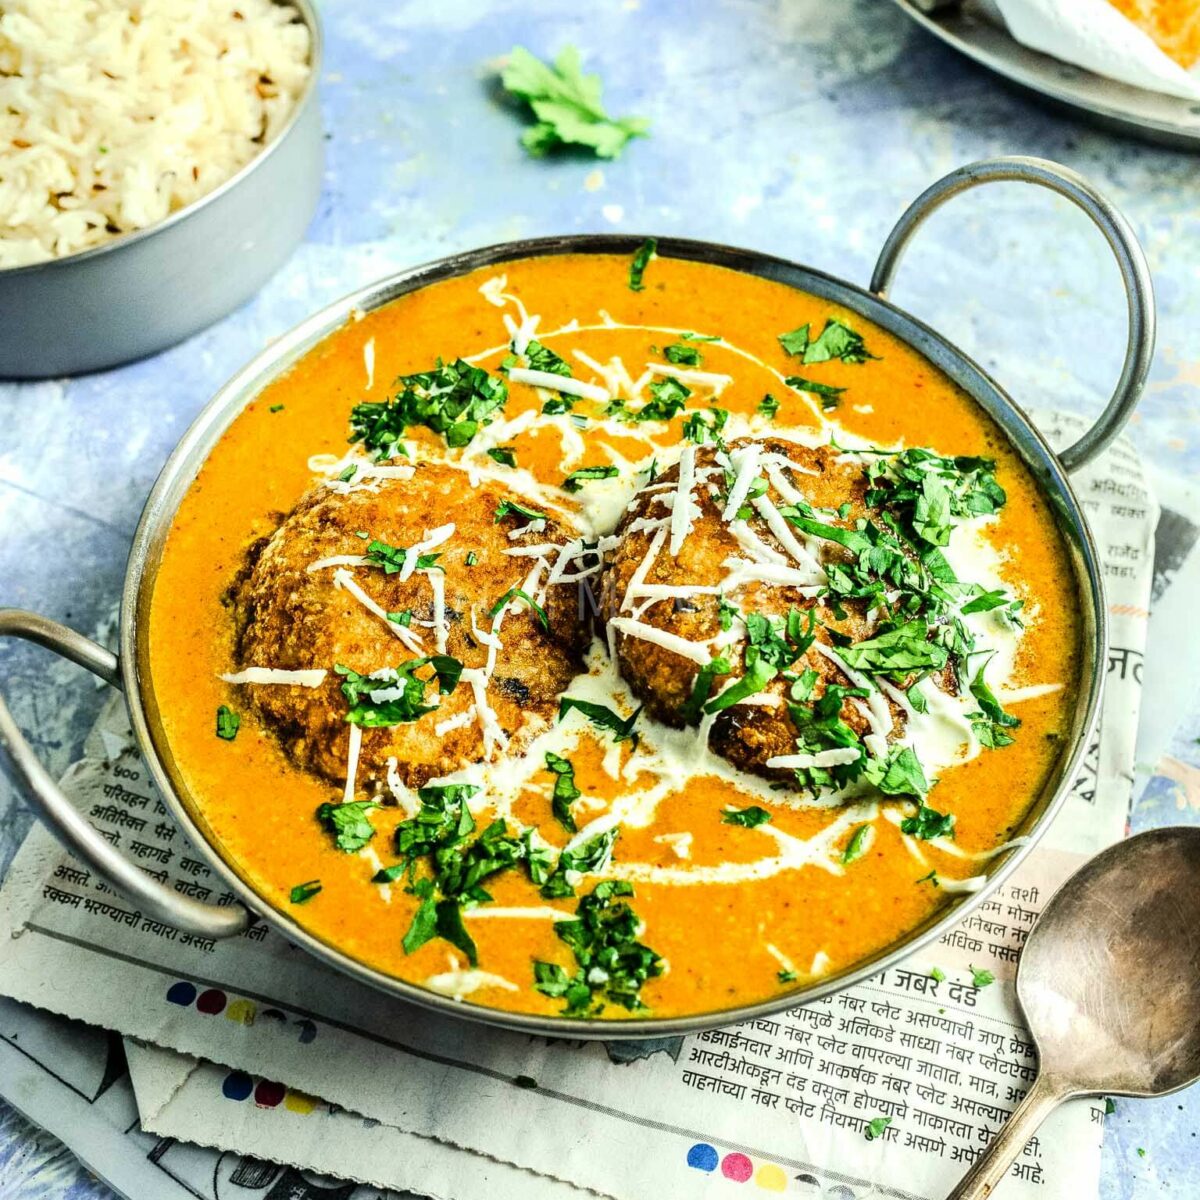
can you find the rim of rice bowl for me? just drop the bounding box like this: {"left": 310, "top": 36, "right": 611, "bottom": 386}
{"left": 0, "top": 0, "right": 322, "bottom": 276}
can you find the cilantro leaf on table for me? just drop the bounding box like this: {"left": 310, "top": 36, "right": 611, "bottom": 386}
{"left": 500, "top": 46, "right": 649, "bottom": 160}
{"left": 970, "top": 964, "right": 996, "bottom": 989}
{"left": 865, "top": 1116, "right": 892, "bottom": 1141}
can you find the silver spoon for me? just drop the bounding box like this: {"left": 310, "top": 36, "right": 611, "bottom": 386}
{"left": 949, "top": 826, "right": 1200, "bottom": 1199}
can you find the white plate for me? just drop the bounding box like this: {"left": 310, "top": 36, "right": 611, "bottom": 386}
{"left": 890, "top": 0, "right": 1200, "bottom": 150}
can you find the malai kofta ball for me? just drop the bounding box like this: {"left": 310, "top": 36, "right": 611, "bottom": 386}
{"left": 228, "top": 460, "right": 589, "bottom": 790}
{"left": 599, "top": 437, "right": 906, "bottom": 785}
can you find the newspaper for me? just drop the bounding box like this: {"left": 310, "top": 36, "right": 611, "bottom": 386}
{"left": 0, "top": 996, "right": 401, "bottom": 1200}
{"left": 0, "top": 414, "right": 1156, "bottom": 1200}
{"left": 122, "top": 1038, "right": 585, "bottom": 1199}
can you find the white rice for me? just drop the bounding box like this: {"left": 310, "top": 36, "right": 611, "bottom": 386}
{"left": 0, "top": 0, "right": 311, "bottom": 269}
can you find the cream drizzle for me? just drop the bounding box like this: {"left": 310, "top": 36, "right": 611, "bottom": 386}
{"left": 271, "top": 276, "right": 1055, "bottom": 904}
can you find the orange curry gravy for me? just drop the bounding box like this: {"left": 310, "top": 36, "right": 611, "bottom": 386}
{"left": 148, "top": 251, "right": 1080, "bottom": 1021}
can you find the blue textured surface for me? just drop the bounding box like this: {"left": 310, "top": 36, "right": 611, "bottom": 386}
{"left": 2, "top": 1, "right": 1199, "bottom": 1196}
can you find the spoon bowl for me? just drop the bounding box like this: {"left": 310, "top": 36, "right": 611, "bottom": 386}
{"left": 950, "top": 826, "right": 1200, "bottom": 1198}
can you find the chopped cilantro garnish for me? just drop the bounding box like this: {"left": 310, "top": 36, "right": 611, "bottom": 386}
{"left": 916, "top": 869, "right": 940, "bottom": 887}
{"left": 929, "top": 966, "right": 946, "bottom": 982}
{"left": 780, "top": 318, "right": 878, "bottom": 365}
{"left": 717, "top": 595, "right": 740, "bottom": 631}
{"left": 900, "top": 803, "right": 955, "bottom": 840}
{"left": 682, "top": 655, "right": 731, "bottom": 725}
{"left": 782, "top": 682, "right": 868, "bottom": 793}
{"left": 269, "top": 403, "right": 285, "bottom": 413}
{"left": 664, "top": 341, "right": 701, "bottom": 367}
{"left": 487, "top": 446, "right": 517, "bottom": 468}
{"left": 967, "top": 658, "right": 1021, "bottom": 748}
{"left": 523, "top": 339, "right": 573, "bottom": 376}
{"left": 386, "top": 785, "right": 554, "bottom": 965}
{"left": 387, "top": 609, "right": 413, "bottom": 626}
{"left": 538, "top": 826, "right": 619, "bottom": 899}
{"left": 338, "top": 465, "right": 357, "bottom": 482}
{"left": 778, "top": 325, "right": 812, "bottom": 356}
{"left": 465, "top": 551, "right": 478, "bottom": 567}
{"left": 545, "top": 751, "right": 582, "bottom": 832}
{"left": 722, "top": 805, "right": 772, "bottom": 828}
{"left": 757, "top": 393, "right": 780, "bottom": 420}
{"left": 864, "top": 1116, "right": 892, "bottom": 1141}
{"left": 628, "top": 237, "right": 657, "bottom": 291}
{"left": 563, "top": 465, "right": 620, "bottom": 491}
{"left": 838, "top": 620, "right": 949, "bottom": 675}
{"left": 402, "top": 878, "right": 478, "bottom": 964}
{"left": 785, "top": 375, "right": 846, "bottom": 410}
{"left": 365, "top": 538, "right": 442, "bottom": 575}
{"left": 777, "top": 969, "right": 798, "bottom": 984}
{"left": 316, "top": 800, "right": 378, "bottom": 853}
{"left": 289, "top": 880, "right": 322, "bottom": 904}
{"left": 681, "top": 407, "right": 728, "bottom": 445}
{"left": 703, "top": 610, "right": 812, "bottom": 717}
{"left": 349, "top": 358, "right": 507, "bottom": 456}
{"left": 533, "top": 880, "right": 663, "bottom": 1015}
{"left": 500, "top": 46, "right": 649, "bottom": 160}
{"left": 490, "top": 586, "right": 549, "bottom": 630}
{"left": 494, "top": 498, "right": 547, "bottom": 523}
{"left": 841, "top": 823, "right": 875, "bottom": 864}
{"left": 636, "top": 376, "right": 689, "bottom": 421}
{"left": 336, "top": 658, "right": 462, "bottom": 726}
{"left": 542, "top": 393, "right": 578, "bottom": 416}
{"left": 705, "top": 655, "right": 776, "bottom": 713}
{"left": 865, "top": 746, "right": 930, "bottom": 799}
{"left": 970, "top": 964, "right": 995, "bottom": 989}
{"left": 215, "top": 705, "right": 240, "bottom": 741}
{"left": 558, "top": 697, "right": 641, "bottom": 743}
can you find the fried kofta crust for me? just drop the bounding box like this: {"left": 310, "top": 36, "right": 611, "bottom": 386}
{"left": 228, "top": 462, "right": 588, "bottom": 790}
{"left": 600, "top": 437, "right": 902, "bottom": 784}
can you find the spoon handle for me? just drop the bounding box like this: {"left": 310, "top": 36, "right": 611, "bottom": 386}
{"left": 946, "top": 1072, "right": 1065, "bottom": 1199}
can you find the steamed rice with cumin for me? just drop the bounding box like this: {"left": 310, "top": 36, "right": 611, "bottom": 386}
{"left": 0, "top": 0, "right": 310, "bottom": 270}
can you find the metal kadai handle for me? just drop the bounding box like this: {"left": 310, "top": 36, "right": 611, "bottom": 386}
{"left": 0, "top": 609, "right": 248, "bottom": 938}
{"left": 870, "top": 155, "right": 1156, "bottom": 474}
